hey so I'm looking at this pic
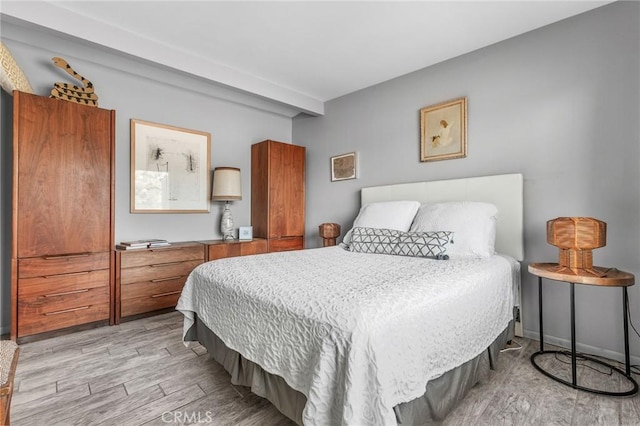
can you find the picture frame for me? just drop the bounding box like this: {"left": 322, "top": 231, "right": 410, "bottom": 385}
{"left": 239, "top": 226, "right": 253, "bottom": 240}
{"left": 330, "top": 152, "right": 357, "bottom": 182}
{"left": 420, "top": 97, "right": 467, "bottom": 162}
{"left": 131, "top": 119, "right": 211, "bottom": 213}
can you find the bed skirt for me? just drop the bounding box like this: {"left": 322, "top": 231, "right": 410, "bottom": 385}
{"left": 185, "top": 316, "right": 513, "bottom": 425}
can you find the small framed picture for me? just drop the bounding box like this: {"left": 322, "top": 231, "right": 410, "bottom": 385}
{"left": 330, "top": 152, "right": 357, "bottom": 182}
{"left": 239, "top": 226, "right": 253, "bottom": 240}
{"left": 420, "top": 97, "right": 467, "bottom": 162}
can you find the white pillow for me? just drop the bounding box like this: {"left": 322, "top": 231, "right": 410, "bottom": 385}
{"left": 409, "top": 201, "right": 498, "bottom": 258}
{"left": 342, "top": 200, "right": 420, "bottom": 245}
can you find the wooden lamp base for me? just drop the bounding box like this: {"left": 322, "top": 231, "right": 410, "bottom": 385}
{"left": 319, "top": 223, "right": 341, "bottom": 247}
{"left": 547, "top": 217, "right": 607, "bottom": 277}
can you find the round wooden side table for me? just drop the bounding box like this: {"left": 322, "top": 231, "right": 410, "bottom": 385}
{"left": 528, "top": 262, "right": 638, "bottom": 396}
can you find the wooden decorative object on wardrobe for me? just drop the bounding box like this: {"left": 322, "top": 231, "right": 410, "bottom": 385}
{"left": 251, "top": 140, "right": 306, "bottom": 252}
{"left": 11, "top": 91, "right": 115, "bottom": 341}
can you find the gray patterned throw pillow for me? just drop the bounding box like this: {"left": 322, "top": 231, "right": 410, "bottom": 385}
{"left": 349, "top": 227, "right": 399, "bottom": 255}
{"left": 349, "top": 227, "right": 452, "bottom": 259}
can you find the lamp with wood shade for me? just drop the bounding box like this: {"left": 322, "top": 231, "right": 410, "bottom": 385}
{"left": 319, "top": 223, "right": 341, "bottom": 247}
{"left": 546, "top": 216, "right": 606, "bottom": 276}
{"left": 212, "top": 167, "right": 242, "bottom": 240}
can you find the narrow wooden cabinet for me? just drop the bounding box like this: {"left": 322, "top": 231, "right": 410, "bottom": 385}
{"left": 203, "top": 238, "right": 268, "bottom": 261}
{"left": 11, "top": 92, "right": 115, "bottom": 340}
{"left": 115, "top": 243, "right": 204, "bottom": 323}
{"left": 251, "top": 140, "right": 305, "bottom": 252}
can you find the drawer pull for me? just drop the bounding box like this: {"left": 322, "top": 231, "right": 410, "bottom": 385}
{"left": 149, "top": 247, "right": 181, "bottom": 252}
{"left": 151, "top": 262, "right": 183, "bottom": 267}
{"left": 150, "top": 276, "right": 183, "bottom": 283}
{"left": 44, "top": 288, "right": 90, "bottom": 298}
{"left": 43, "top": 253, "right": 91, "bottom": 260}
{"left": 43, "top": 271, "right": 90, "bottom": 279}
{"left": 151, "top": 290, "right": 182, "bottom": 298}
{"left": 44, "top": 305, "right": 90, "bottom": 316}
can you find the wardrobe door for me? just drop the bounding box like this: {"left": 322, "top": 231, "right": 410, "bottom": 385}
{"left": 251, "top": 139, "right": 305, "bottom": 253}
{"left": 15, "top": 93, "right": 113, "bottom": 257}
{"left": 268, "top": 141, "right": 305, "bottom": 239}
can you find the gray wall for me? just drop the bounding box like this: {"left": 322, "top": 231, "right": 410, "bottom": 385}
{"left": 294, "top": 1, "right": 640, "bottom": 362}
{"left": 0, "top": 19, "right": 293, "bottom": 334}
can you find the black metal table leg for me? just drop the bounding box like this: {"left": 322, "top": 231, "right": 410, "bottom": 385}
{"left": 623, "top": 287, "right": 631, "bottom": 377}
{"left": 538, "top": 277, "right": 544, "bottom": 351}
{"left": 570, "top": 282, "right": 577, "bottom": 386}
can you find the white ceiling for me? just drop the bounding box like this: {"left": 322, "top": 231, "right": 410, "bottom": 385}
{"left": 1, "top": 1, "right": 613, "bottom": 115}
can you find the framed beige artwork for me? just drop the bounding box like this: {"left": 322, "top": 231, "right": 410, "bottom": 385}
{"left": 331, "top": 152, "right": 357, "bottom": 181}
{"left": 420, "top": 97, "right": 467, "bottom": 162}
{"left": 131, "top": 119, "right": 211, "bottom": 213}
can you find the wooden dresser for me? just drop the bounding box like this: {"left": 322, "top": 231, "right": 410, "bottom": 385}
{"left": 251, "top": 140, "right": 306, "bottom": 252}
{"left": 11, "top": 92, "right": 115, "bottom": 341}
{"left": 115, "top": 242, "right": 204, "bottom": 323}
{"left": 202, "top": 238, "right": 268, "bottom": 261}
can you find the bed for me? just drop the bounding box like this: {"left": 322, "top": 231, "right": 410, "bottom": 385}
{"left": 177, "top": 173, "right": 524, "bottom": 425}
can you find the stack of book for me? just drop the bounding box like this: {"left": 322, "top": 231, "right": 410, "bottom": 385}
{"left": 116, "top": 239, "right": 170, "bottom": 250}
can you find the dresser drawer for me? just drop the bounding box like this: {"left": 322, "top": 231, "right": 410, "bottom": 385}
{"left": 240, "top": 239, "right": 268, "bottom": 256}
{"left": 121, "top": 292, "right": 182, "bottom": 317}
{"left": 208, "top": 243, "right": 240, "bottom": 260}
{"left": 120, "top": 260, "right": 202, "bottom": 285}
{"left": 205, "top": 238, "right": 268, "bottom": 261}
{"left": 121, "top": 278, "right": 186, "bottom": 317}
{"left": 120, "top": 244, "right": 204, "bottom": 268}
{"left": 18, "top": 252, "right": 110, "bottom": 278}
{"left": 19, "top": 269, "right": 110, "bottom": 298}
{"left": 18, "top": 285, "right": 110, "bottom": 336}
{"left": 269, "top": 237, "right": 304, "bottom": 252}
{"left": 121, "top": 276, "right": 186, "bottom": 301}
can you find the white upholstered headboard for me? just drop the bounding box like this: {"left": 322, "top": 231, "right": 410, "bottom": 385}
{"left": 361, "top": 173, "right": 524, "bottom": 261}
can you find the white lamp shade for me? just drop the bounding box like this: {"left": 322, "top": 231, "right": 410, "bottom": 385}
{"left": 212, "top": 167, "right": 242, "bottom": 201}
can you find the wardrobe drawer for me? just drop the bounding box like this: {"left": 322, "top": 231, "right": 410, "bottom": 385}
{"left": 120, "top": 244, "right": 204, "bottom": 268}
{"left": 19, "top": 269, "right": 109, "bottom": 298}
{"left": 120, "top": 260, "right": 202, "bottom": 285}
{"left": 18, "top": 285, "right": 110, "bottom": 336}
{"left": 269, "top": 237, "right": 304, "bottom": 252}
{"left": 18, "top": 252, "right": 110, "bottom": 278}
{"left": 18, "top": 302, "right": 110, "bottom": 337}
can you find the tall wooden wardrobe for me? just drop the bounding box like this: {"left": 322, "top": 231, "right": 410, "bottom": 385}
{"left": 11, "top": 92, "right": 115, "bottom": 341}
{"left": 251, "top": 140, "right": 305, "bottom": 252}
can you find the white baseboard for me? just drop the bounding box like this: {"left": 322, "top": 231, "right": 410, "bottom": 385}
{"left": 523, "top": 330, "right": 640, "bottom": 366}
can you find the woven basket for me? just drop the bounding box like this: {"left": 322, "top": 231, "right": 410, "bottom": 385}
{"left": 547, "top": 217, "right": 606, "bottom": 271}
{"left": 0, "top": 42, "right": 34, "bottom": 95}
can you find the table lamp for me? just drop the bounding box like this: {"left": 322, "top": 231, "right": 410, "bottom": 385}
{"left": 319, "top": 223, "right": 341, "bottom": 247}
{"left": 546, "top": 216, "right": 606, "bottom": 276}
{"left": 212, "top": 167, "right": 242, "bottom": 240}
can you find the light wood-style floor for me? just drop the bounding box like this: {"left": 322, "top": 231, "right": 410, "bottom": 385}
{"left": 8, "top": 311, "right": 640, "bottom": 425}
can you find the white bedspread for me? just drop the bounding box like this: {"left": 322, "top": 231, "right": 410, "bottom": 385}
{"left": 177, "top": 246, "right": 516, "bottom": 426}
